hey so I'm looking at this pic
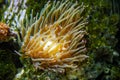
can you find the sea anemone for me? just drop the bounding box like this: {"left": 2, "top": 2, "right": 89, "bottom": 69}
{"left": 0, "top": 22, "right": 16, "bottom": 42}
{"left": 18, "top": 0, "right": 88, "bottom": 72}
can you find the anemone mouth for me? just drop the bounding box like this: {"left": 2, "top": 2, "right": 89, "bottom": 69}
{"left": 20, "top": 0, "right": 88, "bottom": 71}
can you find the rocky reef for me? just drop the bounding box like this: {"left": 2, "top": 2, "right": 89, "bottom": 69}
{"left": 0, "top": 0, "right": 120, "bottom": 80}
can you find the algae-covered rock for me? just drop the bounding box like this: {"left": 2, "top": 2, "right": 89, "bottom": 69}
{"left": 0, "top": 50, "right": 16, "bottom": 80}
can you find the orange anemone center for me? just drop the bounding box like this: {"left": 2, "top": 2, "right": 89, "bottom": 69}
{"left": 23, "top": 25, "right": 72, "bottom": 64}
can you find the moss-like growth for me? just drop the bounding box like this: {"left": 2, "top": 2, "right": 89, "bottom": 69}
{"left": 79, "top": 0, "right": 120, "bottom": 79}
{"left": 0, "top": 50, "right": 16, "bottom": 80}
{"left": 26, "top": 0, "right": 48, "bottom": 18}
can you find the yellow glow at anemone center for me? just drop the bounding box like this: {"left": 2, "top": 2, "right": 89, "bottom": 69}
{"left": 43, "top": 40, "right": 63, "bottom": 59}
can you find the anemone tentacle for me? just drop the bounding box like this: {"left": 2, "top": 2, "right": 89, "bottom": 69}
{"left": 19, "top": 0, "right": 88, "bottom": 71}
